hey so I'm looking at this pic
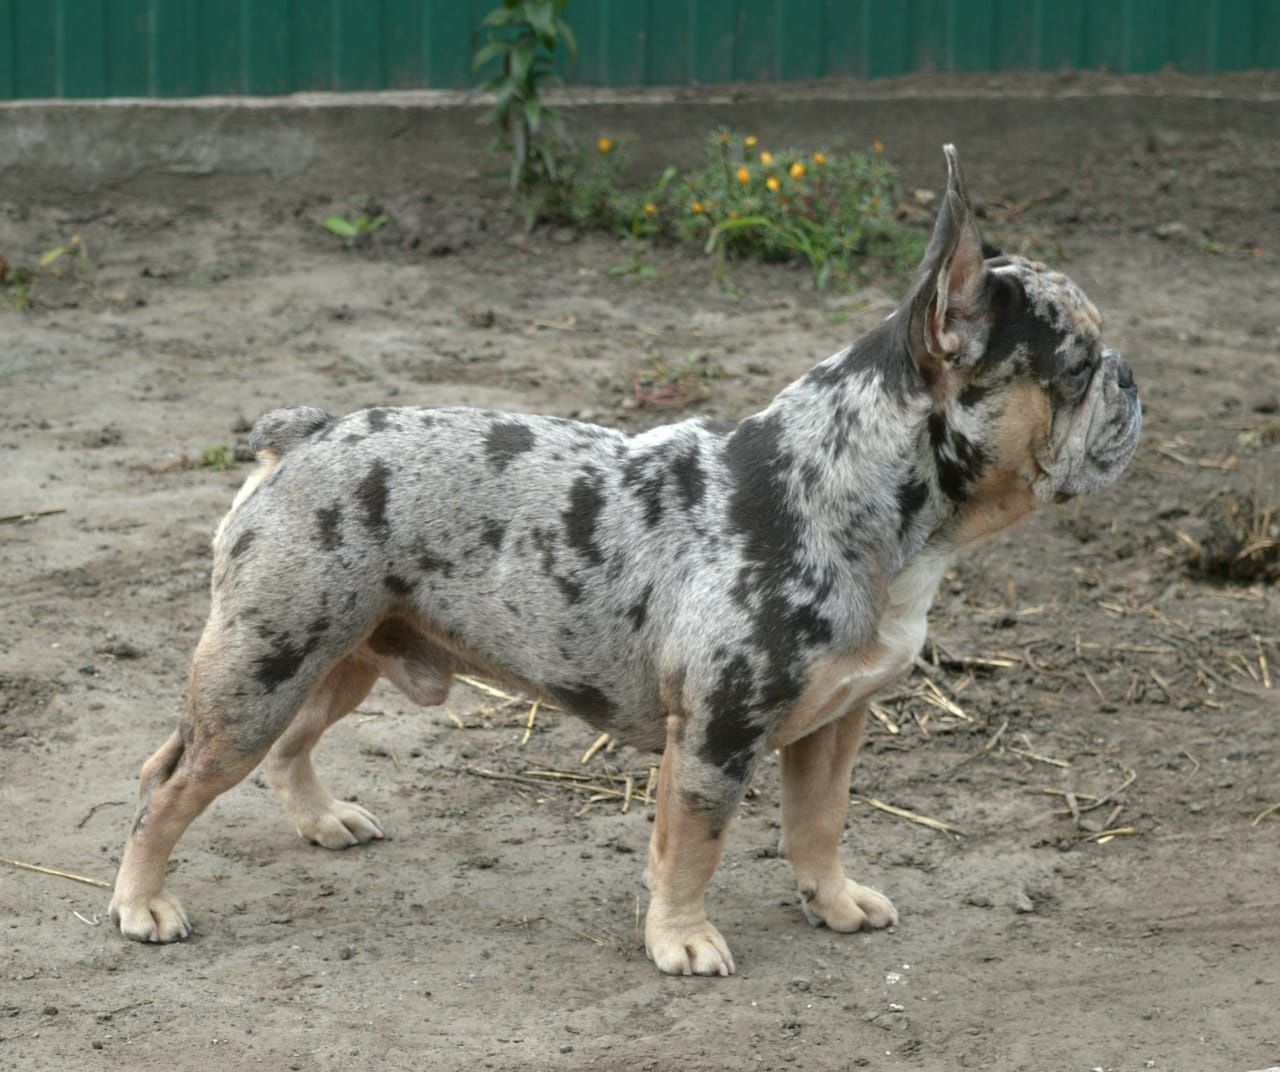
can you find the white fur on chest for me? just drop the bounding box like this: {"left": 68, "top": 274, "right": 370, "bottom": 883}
{"left": 771, "top": 551, "right": 951, "bottom": 748}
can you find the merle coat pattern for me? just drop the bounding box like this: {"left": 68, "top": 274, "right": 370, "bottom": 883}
{"left": 110, "top": 147, "right": 1142, "bottom": 976}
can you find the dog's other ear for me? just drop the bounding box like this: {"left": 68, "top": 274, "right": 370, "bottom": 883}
{"left": 903, "top": 144, "right": 985, "bottom": 381}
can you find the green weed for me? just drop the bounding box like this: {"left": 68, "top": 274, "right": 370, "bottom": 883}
{"left": 475, "top": 0, "right": 576, "bottom": 216}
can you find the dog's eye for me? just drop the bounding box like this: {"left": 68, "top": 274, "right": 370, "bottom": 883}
{"left": 1066, "top": 356, "right": 1092, "bottom": 380}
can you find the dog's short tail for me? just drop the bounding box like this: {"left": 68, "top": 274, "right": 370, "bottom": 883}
{"left": 250, "top": 407, "right": 334, "bottom": 457}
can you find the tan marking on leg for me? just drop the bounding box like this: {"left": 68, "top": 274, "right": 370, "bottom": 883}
{"left": 780, "top": 707, "right": 897, "bottom": 932}
{"left": 264, "top": 653, "right": 384, "bottom": 849}
{"left": 644, "top": 724, "right": 740, "bottom": 976}
{"left": 111, "top": 723, "right": 265, "bottom": 943}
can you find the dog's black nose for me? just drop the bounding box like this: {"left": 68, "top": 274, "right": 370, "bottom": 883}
{"left": 1116, "top": 359, "right": 1135, "bottom": 390}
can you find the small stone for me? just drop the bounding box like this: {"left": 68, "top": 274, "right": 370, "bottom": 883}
{"left": 788, "top": 977, "right": 811, "bottom": 992}
{"left": 92, "top": 1041, "right": 103, "bottom": 1050}
{"left": 43, "top": 1006, "right": 58, "bottom": 1016}
{"left": 1154, "top": 221, "right": 1190, "bottom": 241}
{"left": 1014, "top": 890, "right": 1035, "bottom": 914}
{"left": 338, "top": 946, "right": 355, "bottom": 961}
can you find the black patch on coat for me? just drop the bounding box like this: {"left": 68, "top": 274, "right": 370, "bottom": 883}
{"left": 343, "top": 433, "right": 366, "bottom": 445}
{"left": 896, "top": 474, "right": 930, "bottom": 536}
{"left": 549, "top": 683, "right": 617, "bottom": 728}
{"left": 316, "top": 504, "right": 344, "bottom": 551}
{"left": 555, "top": 575, "right": 582, "bottom": 604}
{"left": 417, "top": 550, "right": 454, "bottom": 577}
{"left": 481, "top": 519, "right": 506, "bottom": 550}
{"left": 563, "top": 470, "right": 605, "bottom": 565}
{"left": 366, "top": 408, "right": 394, "bottom": 434}
{"left": 671, "top": 448, "right": 706, "bottom": 510}
{"left": 229, "top": 530, "right": 255, "bottom": 559}
{"left": 255, "top": 632, "right": 322, "bottom": 692}
{"left": 699, "top": 653, "right": 761, "bottom": 782}
{"left": 724, "top": 415, "right": 833, "bottom": 714}
{"left": 356, "top": 460, "right": 392, "bottom": 536}
{"left": 621, "top": 452, "right": 665, "bottom": 528}
{"left": 627, "top": 583, "right": 653, "bottom": 631}
{"left": 384, "top": 574, "right": 415, "bottom": 596}
{"left": 984, "top": 273, "right": 1068, "bottom": 379}
{"left": 928, "top": 412, "right": 988, "bottom": 503}
{"left": 484, "top": 421, "right": 536, "bottom": 473}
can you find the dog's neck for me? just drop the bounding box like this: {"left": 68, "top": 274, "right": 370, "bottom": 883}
{"left": 744, "top": 319, "right": 970, "bottom": 595}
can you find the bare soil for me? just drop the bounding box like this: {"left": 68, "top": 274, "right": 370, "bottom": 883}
{"left": 1, "top": 104, "right": 1278, "bottom": 1072}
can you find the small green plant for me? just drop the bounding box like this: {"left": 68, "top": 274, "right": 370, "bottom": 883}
{"left": 199, "top": 444, "right": 233, "bottom": 471}
{"left": 474, "top": 0, "right": 577, "bottom": 206}
{"left": 323, "top": 213, "right": 388, "bottom": 241}
{"left": 1, "top": 235, "right": 90, "bottom": 309}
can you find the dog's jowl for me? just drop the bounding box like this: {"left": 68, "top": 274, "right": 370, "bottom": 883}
{"left": 110, "top": 146, "right": 1141, "bottom": 975}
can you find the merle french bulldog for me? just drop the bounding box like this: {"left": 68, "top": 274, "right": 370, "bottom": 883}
{"left": 111, "top": 146, "right": 1140, "bottom": 975}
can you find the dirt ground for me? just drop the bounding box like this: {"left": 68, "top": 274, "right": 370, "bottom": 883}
{"left": 2, "top": 89, "right": 1278, "bottom": 1072}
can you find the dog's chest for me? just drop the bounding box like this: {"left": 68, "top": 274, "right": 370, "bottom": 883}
{"left": 769, "top": 552, "right": 951, "bottom": 749}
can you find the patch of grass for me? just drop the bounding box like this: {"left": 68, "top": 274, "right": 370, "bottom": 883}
{"left": 1181, "top": 489, "right": 1279, "bottom": 585}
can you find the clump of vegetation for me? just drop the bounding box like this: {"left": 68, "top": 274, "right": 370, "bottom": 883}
{"left": 475, "top": 0, "right": 576, "bottom": 214}
{"left": 1, "top": 235, "right": 90, "bottom": 309}
{"left": 532, "top": 131, "right": 924, "bottom": 288}
{"left": 470, "top": 4, "right": 923, "bottom": 286}
{"left": 1182, "top": 489, "right": 1279, "bottom": 585}
{"left": 323, "top": 212, "right": 387, "bottom": 242}
{"left": 675, "top": 132, "right": 923, "bottom": 287}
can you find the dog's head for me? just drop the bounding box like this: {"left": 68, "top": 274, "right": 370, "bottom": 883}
{"left": 895, "top": 145, "right": 1141, "bottom": 545}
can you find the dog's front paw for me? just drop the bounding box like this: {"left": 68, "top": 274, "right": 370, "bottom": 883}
{"left": 110, "top": 889, "right": 191, "bottom": 943}
{"left": 801, "top": 879, "right": 898, "bottom": 933}
{"left": 645, "top": 913, "right": 736, "bottom": 976}
{"left": 295, "top": 799, "right": 384, "bottom": 849}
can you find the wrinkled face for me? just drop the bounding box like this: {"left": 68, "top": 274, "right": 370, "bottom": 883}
{"left": 978, "top": 255, "right": 1142, "bottom": 503}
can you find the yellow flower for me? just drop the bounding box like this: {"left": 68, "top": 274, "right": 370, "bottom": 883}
{"left": 744, "top": 135, "right": 758, "bottom": 149}
{"left": 789, "top": 162, "right": 806, "bottom": 179}
{"left": 766, "top": 176, "right": 781, "bottom": 192}
{"left": 643, "top": 202, "right": 658, "bottom": 217}
{"left": 597, "top": 137, "right": 614, "bottom": 154}
{"left": 718, "top": 131, "right": 731, "bottom": 145}
{"left": 873, "top": 139, "right": 884, "bottom": 153}
{"left": 812, "top": 152, "right": 827, "bottom": 166}
{"left": 691, "top": 201, "right": 704, "bottom": 215}
{"left": 736, "top": 167, "right": 750, "bottom": 184}
{"left": 759, "top": 150, "right": 774, "bottom": 166}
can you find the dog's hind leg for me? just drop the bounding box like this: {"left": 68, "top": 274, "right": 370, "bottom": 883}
{"left": 779, "top": 707, "right": 898, "bottom": 932}
{"left": 110, "top": 615, "right": 357, "bottom": 943}
{"left": 263, "top": 653, "right": 383, "bottom": 849}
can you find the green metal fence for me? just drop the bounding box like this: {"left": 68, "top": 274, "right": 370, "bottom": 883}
{"left": 1, "top": 0, "right": 1276, "bottom": 99}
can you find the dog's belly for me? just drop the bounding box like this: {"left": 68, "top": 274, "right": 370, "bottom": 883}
{"left": 769, "top": 551, "right": 949, "bottom": 749}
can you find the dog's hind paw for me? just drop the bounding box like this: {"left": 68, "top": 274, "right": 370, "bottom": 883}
{"left": 110, "top": 889, "right": 191, "bottom": 943}
{"left": 801, "top": 879, "right": 898, "bottom": 933}
{"left": 645, "top": 917, "right": 736, "bottom": 977}
{"left": 295, "top": 799, "right": 384, "bottom": 850}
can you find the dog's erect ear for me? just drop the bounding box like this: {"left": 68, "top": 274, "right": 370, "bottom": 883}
{"left": 903, "top": 144, "right": 985, "bottom": 379}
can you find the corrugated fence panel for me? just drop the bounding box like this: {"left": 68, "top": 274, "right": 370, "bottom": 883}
{"left": 0, "top": 0, "right": 1276, "bottom": 99}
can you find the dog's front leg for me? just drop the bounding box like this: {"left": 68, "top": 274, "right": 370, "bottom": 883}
{"left": 644, "top": 721, "right": 753, "bottom": 976}
{"left": 779, "top": 707, "right": 898, "bottom": 932}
